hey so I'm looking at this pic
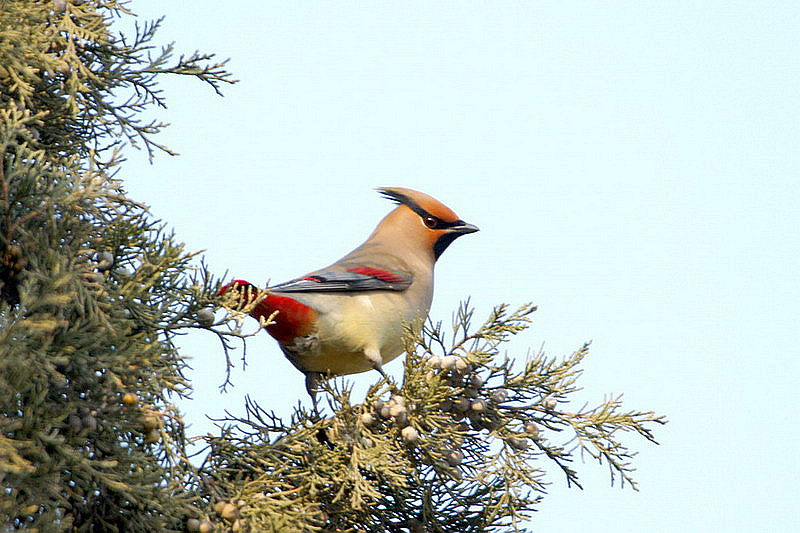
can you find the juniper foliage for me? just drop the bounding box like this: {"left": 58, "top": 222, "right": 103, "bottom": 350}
{"left": 1, "top": 2, "right": 665, "bottom": 532}
{"left": 203, "top": 300, "right": 665, "bottom": 532}
{"left": 1, "top": 1, "right": 233, "bottom": 530}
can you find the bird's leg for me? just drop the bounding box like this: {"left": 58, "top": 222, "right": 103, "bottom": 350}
{"left": 364, "top": 347, "right": 395, "bottom": 390}
{"left": 305, "top": 371, "right": 325, "bottom": 416}
{"left": 373, "top": 365, "right": 389, "bottom": 380}
{"left": 363, "top": 347, "right": 385, "bottom": 376}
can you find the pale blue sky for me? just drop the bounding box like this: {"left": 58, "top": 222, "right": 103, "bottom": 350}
{"left": 122, "top": 2, "right": 799, "bottom": 531}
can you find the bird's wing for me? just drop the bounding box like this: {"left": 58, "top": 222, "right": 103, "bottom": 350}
{"left": 269, "top": 266, "right": 412, "bottom": 293}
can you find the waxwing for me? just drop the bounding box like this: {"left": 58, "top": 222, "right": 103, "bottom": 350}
{"left": 219, "top": 187, "right": 478, "bottom": 401}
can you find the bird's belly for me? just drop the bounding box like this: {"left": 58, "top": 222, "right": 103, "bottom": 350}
{"left": 288, "top": 292, "right": 427, "bottom": 376}
{"left": 304, "top": 347, "right": 376, "bottom": 376}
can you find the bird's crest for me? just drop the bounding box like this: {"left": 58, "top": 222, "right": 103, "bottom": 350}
{"left": 377, "top": 187, "right": 459, "bottom": 223}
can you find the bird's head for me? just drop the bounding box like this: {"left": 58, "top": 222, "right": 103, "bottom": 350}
{"left": 376, "top": 187, "right": 479, "bottom": 260}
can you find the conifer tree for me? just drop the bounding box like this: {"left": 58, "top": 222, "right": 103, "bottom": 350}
{"left": 1, "top": 2, "right": 665, "bottom": 532}
{"left": 1, "top": 1, "right": 233, "bottom": 530}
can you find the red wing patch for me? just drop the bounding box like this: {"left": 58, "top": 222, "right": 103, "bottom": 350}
{"left": 346, "top": 267, "right": 408, "bottom": 284}
{"left": 268, "top": 268, "right": 411, "bottom": 293}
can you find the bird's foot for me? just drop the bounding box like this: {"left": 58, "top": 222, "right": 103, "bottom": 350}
{"left": 372, "top": 364, "right": 399, "bottom": 392}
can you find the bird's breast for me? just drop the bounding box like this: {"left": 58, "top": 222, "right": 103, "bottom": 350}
{"left": 277, "top": 285, "right": 432, "bottom": 376}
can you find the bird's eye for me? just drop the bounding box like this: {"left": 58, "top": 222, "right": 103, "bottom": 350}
{"left": 423, "top": 216, "right": 439, "bottom": 229}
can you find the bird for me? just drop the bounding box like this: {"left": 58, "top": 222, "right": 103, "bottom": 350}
{"left": 218, "top": 187, "right": 478, "bottom": 402}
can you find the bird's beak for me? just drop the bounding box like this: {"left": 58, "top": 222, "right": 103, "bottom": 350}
{"left": 451, "top": 221, "right": 479, "bottom": 234}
